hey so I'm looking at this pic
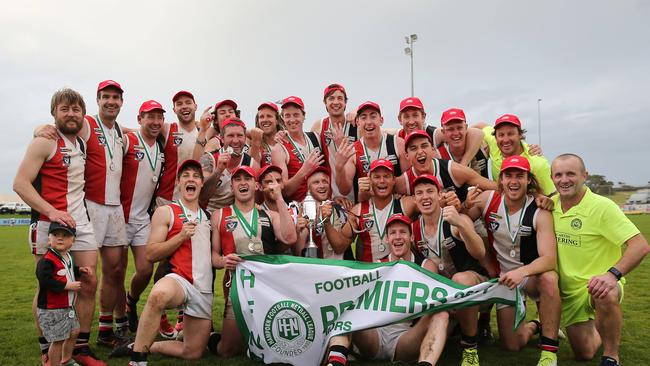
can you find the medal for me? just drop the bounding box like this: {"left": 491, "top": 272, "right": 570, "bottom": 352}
{"left": 372, "top": 200, "right": 394, "bottom": 254}
{"left": 233, "top": 204, "right": 260, "bottom": 253}
{"left": 438, "top": 262, "right": 445, "bottom": 272}
{"left": 327, "top": 244, "right": 333, "bottom": 251}
{"left": 378, "top": 243, "right": 386, "bottom": 252}
{"left": 510, "top": 249, "right": 517, "bottom": 258}
{"left": 68, "top": 309, "right": 75, "bottom": 319}
{"left": 136, "top": 131, "right": 160, "bottom": 180}
{"left": 248, "top": 238, "right": 263, "bottom": 253}
{"left": 96, "top": 115, "right": 118, "bottom": 173}
{"left": 152, "top": 176, "right": 158, "bottom": 183}
{"left": 109, "top": 162, "right": 115, "bottom": 171}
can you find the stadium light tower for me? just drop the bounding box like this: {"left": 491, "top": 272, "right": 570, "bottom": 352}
{"left": 404, "top": 34, "right": 418, "bottom": 96}
{"left": 537, "top": 98, "right": 542, "bottom": 146}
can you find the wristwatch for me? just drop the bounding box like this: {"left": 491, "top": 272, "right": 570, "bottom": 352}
{"left": 608, "top": 267, "right": 623, "bottom": 281}
{"left": 196, "top": 138, "right": 207, "bottom": 147}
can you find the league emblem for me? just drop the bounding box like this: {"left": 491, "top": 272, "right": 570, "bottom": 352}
{"left": 226, "top": 220, "right": 238, "bottom": 232}
{"left": 135, "top": 151, "right": 145, "bottom": 161}
{"left": 173, "top": 137, "right": 183, "bottom": 146}
{"left": 62, "top": 155, "right": 71, "bottom": 167}
{"left": 315, "top": 223, "right": 324, "bottom": 236}
{"left": 363, "top": 219, "right": 374, "bottom": 231}
{"left": 417, "top": 240, "right": 429, "bottom": 257}
{"left": 97, "top": 135, "right": 106, "bottom": 146}
{"left": 571, "top": 218, "right": 582, "bottom": 230}
{"left": 489, "top": 221, "right": 500, "bottom": 232}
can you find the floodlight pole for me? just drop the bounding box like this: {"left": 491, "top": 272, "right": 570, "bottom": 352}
{"left": 405, "top": 34, "right": 417, "bottom": 97}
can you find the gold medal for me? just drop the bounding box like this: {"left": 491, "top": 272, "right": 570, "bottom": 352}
{"left": 248, "top": 238, "right": 263, "bottom": 253}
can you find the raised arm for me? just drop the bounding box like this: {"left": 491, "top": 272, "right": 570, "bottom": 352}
{"left": 145, "top": 206, "right": 188, "bottom": 262}
{"left": 451, "top": 161, "right": 498, "bottom": 191}
{"left": 334, "top": 140, "right": 357, "bottom": 196}
{"left": 458, "top": 127, "right": 485, "bottom": 166}
{"left": 446, "top": 208, "right": 485, "bottom": 260}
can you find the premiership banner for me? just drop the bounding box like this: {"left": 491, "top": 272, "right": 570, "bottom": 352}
{"left": 231, "top": 255, "right": 525, "bottom": 366}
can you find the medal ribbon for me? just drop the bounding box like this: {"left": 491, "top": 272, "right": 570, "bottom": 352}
{"left": 287, "top": 132, "right": 311, "bottom": 163}
{"left": 362, "top": 135, "right": 384, "bottom": 165}
{"left": 95, "top": 114, "right": 116, "bottom": 162}
{"left": 371, "top": 199, "right": 394, "bottom": 240}
{"left": 503, "top": 196, "right": 528, "bottom": 250}
{"left": 177, "top": 199, "right": 203, "bottom": 223}
{"left": 136, "top": 131, "right": 159, "bottom": 174}
{"left": 420, "top": 213, "right": 444, "bottom": 258}
{"left": 233, "top": 204, "right": 259, "bottom": 239}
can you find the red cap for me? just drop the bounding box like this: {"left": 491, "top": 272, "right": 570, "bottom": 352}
{"left": 232, "top": 165, "right": 256, "bottom": 178}
{"left": 386, "top": 213, "right": 412, "bottom": 228}
{"left": 323, "top": 83, "right": 346, "bottom": 99}
{"left": 404, "top": 129, "right": 432, "bottom": 148}
{"left": 441, "top": 108, "right": 466, "bottom": 125}
{"left": 172, "top": 90, "right": 195, "bottom": 103}
{"left": 369, "top": 159, "right": 394, "bottom": 174}
{"left": 306, "top": 166, "right": 330, "bottom": 181}
{"left": 177, "top": 159, "right": 203, "bottom": 178}
{"left": 281, "top": 96, "right": 305, "bottom": 110}
{"left": 357, "top": 101, "right": 381, "bottom": 115}
{"left": 494, "top": 114, "right": 522, "bottom": 128}
{"left": 220, "top": 117, "right": 246, "bottom": 130}
{"left": 257, "top": 164, "right": 282, "bottom": 183}
{"left": 500, "top": 155, "right": 531, "bottom": 172}
{"left": 257, "top": 101, "right": 279, "bottom": 112}
{"left": 413, "top": 174, "right": 441, "bottom": 191}
{"left": 215, "top": 99, "right": 238, "bottom": 110}
{"left": 399, "top": 97, "right": 424, "bottom": 112}
{"left": 97, "top": 80, "right": 123, "bottom": 93}
{"left": 138, "top": 100, "right": 166, "bottom": 114}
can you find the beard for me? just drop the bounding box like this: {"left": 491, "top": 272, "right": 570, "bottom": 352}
{"left": 56, "top": 116, "right": 83, "bottom": 135}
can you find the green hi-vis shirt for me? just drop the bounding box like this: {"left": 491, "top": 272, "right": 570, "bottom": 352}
{"left": 482, "top": 126, "right": 555, "bottom": 196}
{"left": 552, "top": 188, "right": 640, "bottom": 298}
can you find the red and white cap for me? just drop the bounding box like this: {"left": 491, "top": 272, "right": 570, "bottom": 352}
{"left": 97, "top": 80, "right": 123, "bottom": 93}
{"left": 323, "top": 83, "right": 346, "bottom": 99}
{"left": 257, "top": 101, "right": 279, "bottom": 112}
{"left": 138, "top": 100, "right": 165, "bottom": 114}
{"left": 500, "top": 155, "right": 531, "bottom": 172}
{"left": 281, "top": 96, "right": 305, "bottom": 110}
{"left": 232, "top": 165, "right": 256, "bottom": 178}
{"left": 494, "top": 114, "right": 522, "bottom": 128}
{"left": 441, "top": 108, "right": 466, "bottom": 125}
{"left": 386, "top": 213, "right": 412, "bottom": 228}
{"left": 177, "top": 159, "right": 203, "bottom": 178}
{"left": 357, "top": 101, "right": 381, "bottom": 115}
{"left": 172, "top": 90, "right": 195, "bottom": 103}
{"left": 220, "top": 117, "right": 246, "bottom": 129}
{"left": 404, "top": 129, "right": 432, "bottom": 148}
{"left": 257, "top": 164, "right": 282, "bottom": 183}
{"left": 369, "top": 158, "right": 394, "bottom": 174}
{"left": 215, "top": 99, "right": 238, "bottom": 110}
{"left": 307, "top": 166, "right": 330, "bottom": 181}
{"left": 399, "top": 97, "right": 424, "bottom": 112}
{"left": 413, "top": 174, "right": 441, "bottom": 191}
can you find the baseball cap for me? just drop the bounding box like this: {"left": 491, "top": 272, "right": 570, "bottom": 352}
{"left": 257, "top": 102, "right": 279, "bottom": 112}
{"left": 357, "top": 101, "right": 381, "bottom": 115}
{"left": 494, "top": 114, "right": 522, "bottom": 129}
{"left": 413, "top": 174, "right": 442, "bottom": 191}
{"left": 138, "top": 100, "right": 166, "bottom": 114}
{"left": 177, "top": 159, "right": 203, "bottom": 178}
{"left": 399, "top": 97, "right": 424, "bottom": 112}
{"left": 220, "top": 117, "right": 246, "bottom": 130}
{"left": 404, "top": 129, "right": 432, "bottom": 148}
{"left": 386, "top": 213, "right": 412, "bottom": 228}
{"left": 441, "top": 108, "right": 466, "bottom": 125}
{"left": 172, "top": 90, "right": 195, "bottom": 103}
{"left": 281, "top": 96, "right": 305, "bottom": 110}
{"left": 323, "top": 83, "right": 347, "bottom": 99}
{"left": 48, "top": 222, "right": 76, "bottom": 236}
{"left": 368, "top": 159, "right": 394, "bottom": 174}
{"left": 97, "top": 80, "right": 123, "bottom": 93}
{"left": 500, "top": 155, "right": 531, "bottom": 172}
{"left": 215, "top": 99, "right": 238, "bottom": 110}
{"left": 232, "top": 165, "right": 256, "bottom": 179}
{"left": 306, "top": 166, "right": 330, "bottom": 181}
{"left": 257, "top": 164, "right": 282, "bottom": 183}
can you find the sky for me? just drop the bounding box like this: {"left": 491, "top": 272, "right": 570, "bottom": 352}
{"left": 1, "top": 0, "right": 649, "bottom": 196}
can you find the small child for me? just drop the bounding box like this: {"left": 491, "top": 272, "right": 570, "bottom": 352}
{"left": 36, "top": 223, "right": 89, "bottom": 366}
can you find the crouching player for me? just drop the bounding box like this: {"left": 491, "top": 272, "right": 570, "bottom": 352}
{"left": 464, "top": 156, "right": 560, "bottom": 366}
{"left": 325, "top": 214, "right": 441, "bottom": 366}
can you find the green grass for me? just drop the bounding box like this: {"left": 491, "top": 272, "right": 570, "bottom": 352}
{"left": 1, "top": 216, "right": 650, "bottom": 365}
{"left": 604, "top": 190, "right": 635, "bottom": 206}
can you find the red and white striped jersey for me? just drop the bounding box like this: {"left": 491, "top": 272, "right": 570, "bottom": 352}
{"left": 156, "top": 123, "right": 198, "bottom": 202}
{"left": 165, "top": 203, "right": 212, "bottom": 293}
{"left": 33, "top": 132, "right": 89, "bottom": 225}
{"left": 120, "top": 132, "right": 164, "bottom": 224}
{"left": 82, "top": 115, "right": 124, "bottom": 205}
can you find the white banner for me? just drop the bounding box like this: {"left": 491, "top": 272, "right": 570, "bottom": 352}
{"left": 231, "top": 255, "right": 525, "bottom": 366}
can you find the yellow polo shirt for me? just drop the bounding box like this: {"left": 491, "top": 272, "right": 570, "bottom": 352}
{"left": 482, "top": 126, "right": 555, "bottom": 195}
{"left": 552, "top": 188, "right": 639, "bottom": 299}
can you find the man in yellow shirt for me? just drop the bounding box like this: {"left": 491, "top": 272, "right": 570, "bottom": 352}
{"left": 551, "top": 153, "right": 649, "bottom": 366}
{"left": 482, "top": 114, "right": 555, "bottom": 195}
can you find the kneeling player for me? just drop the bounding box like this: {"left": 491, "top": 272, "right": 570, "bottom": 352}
{"left": 465, "top": 156, "right": 560, "bottom": 366}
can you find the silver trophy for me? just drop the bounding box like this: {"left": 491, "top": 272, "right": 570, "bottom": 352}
{"left": 302, "top": 192, "right": 319, "bottom": 258}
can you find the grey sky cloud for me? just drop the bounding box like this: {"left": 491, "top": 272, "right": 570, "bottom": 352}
{"left": 1, "top": 0, "right": 649, "bottom": 195}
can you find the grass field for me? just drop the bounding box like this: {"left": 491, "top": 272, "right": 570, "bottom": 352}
{"left": 1, "top": 214, "right": 649, "bottom": 366}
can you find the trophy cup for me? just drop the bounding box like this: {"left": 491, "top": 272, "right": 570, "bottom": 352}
{"left": 302, "top": 192, "right": 319, "bottom": 258}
